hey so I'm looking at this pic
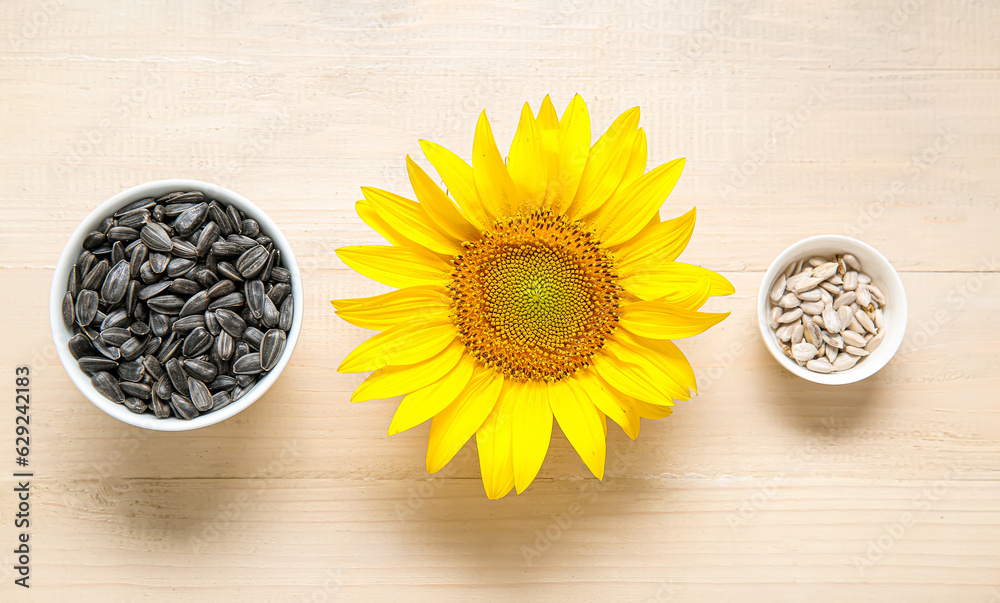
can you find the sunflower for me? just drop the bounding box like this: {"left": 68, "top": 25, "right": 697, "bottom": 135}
{"left": 333, "top": 95, "right": 733, "bottom": 499}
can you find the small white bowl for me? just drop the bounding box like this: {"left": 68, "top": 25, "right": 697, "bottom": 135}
{"left": 757, "top": 235, "right": 907, "bottom": 385}
{"left": 49, "top": 179, "right": 303, "bottom": 431}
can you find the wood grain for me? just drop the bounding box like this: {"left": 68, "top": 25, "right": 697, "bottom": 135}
{"left": 1, "top": 0, "right": 999, "bottom": 600}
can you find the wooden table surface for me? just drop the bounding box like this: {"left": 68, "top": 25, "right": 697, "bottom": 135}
{"left": 1, "top": 1, "right": 998, "bottom": 601}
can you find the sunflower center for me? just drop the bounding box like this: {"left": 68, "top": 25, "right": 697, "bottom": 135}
{"left": 449, "top": 211, "right": 620, "bottom": 382}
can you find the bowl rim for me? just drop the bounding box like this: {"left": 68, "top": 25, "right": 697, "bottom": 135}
{"left": 49, "top": 179, "right": 303, "bottom": 431}
{"left": 756, "top": 234, "right": 907, "bottom": 385}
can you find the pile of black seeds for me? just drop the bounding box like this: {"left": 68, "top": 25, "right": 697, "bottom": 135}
{"left": 61, "top": 191, "right": 293, "bottom": 420}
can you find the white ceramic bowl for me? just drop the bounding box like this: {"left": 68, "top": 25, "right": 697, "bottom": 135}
{"left": 49, "top": 179, "right": 303, "bottom": 431}
{"left": 757, "top": 235, "right": 907, "bottom": 385}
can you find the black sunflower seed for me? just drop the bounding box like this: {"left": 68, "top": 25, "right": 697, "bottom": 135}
{"left": 211, "top": 391, "right": 233, "bottom": 411}
{"left": 78, "top": 356, "right": 119, "bottom": 374}
{"left": 111, "top": 241, "right": 126, "bottom": 265}
{"left": 173, "top": 202, "right": 209, "bottom": 236}
{"left": 169, "top": 392, "right": 199, "bottom": 420}
{"left": 140, "top": 222, "right": 173, "bottom": 252}
{"left": 271, "top": 266, "right": 290, "bottom": 283}
{"left": 211, "top": 242, "right": 245, "bottom": 257}
{"left": 170, "top": 238, "right": 198, "bottom": 259}
{"left": 149, "top": 311, "right": 171, "bottom": 336}
{"left": 243, "top": 326, "right": 264, "bottom": 350}
{"left": 143, "top": 335, "right": 162, "bottom": 355}
{"left": 164, "top": 358, "right": 190, "bottom": 396}
{"left": 261, "top": 296, "right": 279, "bottom": 328}
{"left": 62, "top": 291, "right": 75, "bottom": 327}
{"left": 76, "top": 289, "right": 99, "bottom": 326}
{"left": 215, "top": 329, "right": 234, "bottom": 360}
{"left": 92, "top": 371, "right": 125, "bottom": 403}
{"left": 129, "top": 320, "right": 151, "bottom": 337}
{"left": 232, "top": 353, "right": 263, "bottom": 374}
{"left": 120, "top": 337, "right": 144, "bottom": 361}
{"left": 196, "top": 221, "right": 220, "bottom": 257}
{"left": 92, "top": 337, "right": 121, "bottom": 361}
{"left": 260, "top": 248, "right": 278, "bottom": 282}
{"left": 81, "top": 259, "right": 110, "bottom": 291}
{"left": 169, "top": 278, "right": 201, "bottom": 296}
{"left": 129, "top": 243, "right": 148, "bottom": 277}
{"left": 216, "top": 261, "right": 244, "bottom": 282}
{"left": 107, "top": 226, "right": 140, "bottom": 242}
{"left": 260, "top": 329, "right": 286, "bottom": 371}
{"left": 226, "top": 205, "right": 243, "bottom": 233}
{"left": 83, "top": 231, "right": 106, "bottom": 250}
{"left": 166, "top": 257, "right": 195, "bottom": 278}
{"left": 208, "top": 292, "right": 244, "bottom": 311}
{"left": 183, "top": 358, "right": 218, "bottom": 383}
{"left": 209, "top": 203, "right": 234, "bottom": 235}
{"left": 124, "top": 397, "right": 148, "bottom": 414}
{"left": 171, "top": 314, "right": 206, "bottom": 334}
{"left": 267, "top": 283, "right": 290, "bottom": 306}
{"left": 208, "top": 375, "right": 237, "bottom": 391}
{"left": 182, "top": 326, "right": 212, "bottom": 357}
{"left": 207, "top": 279, "right": 235, "bottom": 299}
{"left": 204, "top": 310, "right": 221, "bottom": 336}
{"left": 117, "top": 208, "right": 150, "bottom": 229}
{"left": 163, "top": 202, "right": 193, "bottom": 217}
{"left": 190, "top": 266, "right": 219, "bottom": 288}
{"left": 139, "top": 262, "right": 158, "bottom": 284}
{"left": 149, "top": 251, "right": 170, "bottom": 273}
{"left": 118, "top": 360, "right": 145, "bottom": 382}
{"left": 101, "top": 260, "right": 130, "bottom": 305}
{"left": 142, "top": 355, "right": 165, "bottom": 380}
{"left": 245, "top": 279, "right": 265, "bottom": 319}
{"left": 236, "top": 245, "right": 269, "bottom": 278}
{"left": 147, "top": 295, "right": 185, "bottom": 315}
{"left": 156, "top": 336, "right": 182, "bottom": 364}
{"left": 150, "top": 394, "right": 171, "bottom": 418}
{"left": 215, "top": 308, "right": 246, "bottom": 338}
{"left": 100, "top": 327, "right": 132, "bottom": 347}
{"left": 154, "top": 373, "right": 174, "bottom": 400}
{"left": 102, "top": 309, "right": 130, "bottom": 330}
{"left": 68, "top": 264, "right": 81, "bottom": 297}
{"left": 179, "top": 290, "right": 210, "bottom": 318}
{"left": 68, "top": 334, "right": 95, "bottom": 359}
{"left": 187, "top": 377, "right": 213, "bottom": 411}
{"left": 120, "top": 381, "right": 151, "bottom": 399}
{"left": 115, "top": 197, "right": 156, "bottom": 216}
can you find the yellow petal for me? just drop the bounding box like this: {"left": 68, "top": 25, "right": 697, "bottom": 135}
{"left": 338, "top": 318, "right": 457, "bottom": 373}
{"left": 619, "top": 300, "right": 730, "bottom": 340}
{"left": 566, "top": 106, "right": 640, "bottom": 219}
{"left": 606, "top": 333, "right": 691, "bottom": 401}
{"left": 406, "top": 156, "right": 480, "bottom": 242}
{"left": 419, "top": 139, "right": 491, "bottom": 230}
{"left": 567, "top": 370, "right": 637, "bottom": 439}
{"left": 536, "top": 94, "right": 560, "bottom": 131}
{"left": 507, "top": 103, "right": 547, "bottom": 213}
{"left": 476, "top": 386, "right": 516, "bottom": 500}
{"left": 617, "top": 329, "right": 699, "bottom": 395}
{"left": 355, "top": 199, "right": 418, "bottom": 249}
{"left": 590, "top": 157, "right": 685, "bottom": 247}
{"left": 634, "top": 400, "right": 674, "bottom": 420}
{"left": 614, "top": 207, "right": 697, "bottom": 269}
{"left": 536, "top": 96, "right": 562, "bottom": 209}
{"left": 388, "top": 354, "right": 476, "bottom": 435}
{"left": 362, "top": 187, "right": 462, "bottom": 256}
{"left": 336, "top": 245, "right": 452, "bottom": 289}
{"left": 620, "top": 262, "right": 735, "bottom": 307}
{"left": 549, "top": 379, "right": 605, "bottom": 479}
{"left": 552, "top": 94, "right": 591, "bottom": 212}
{"left": 472, "top": 110, "right": 520, "bottom": 219}
{"left": 426, "top": 368, "right": 504, "bottom": 473}
{"left": 616, "top": 127, "right": 647, "bottom": 192}
{"left": 511, "top": 381, "right": 553, "bottom": 493}
{"left": 592, "top": 351, "right": 676, "bottom": 406}
{"left": 350, "top": 341, "right": 465, "bottom": 403}
{"left": 334, "top": 286, "right": 451, "bottom": 331}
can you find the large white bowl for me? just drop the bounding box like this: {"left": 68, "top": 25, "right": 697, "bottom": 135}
{"left": 49, "top": 180, "right": 303, "bottom": 431}
{"left": 757, "top": 235, "right": 907, "bottom": 385}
